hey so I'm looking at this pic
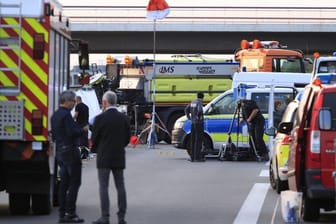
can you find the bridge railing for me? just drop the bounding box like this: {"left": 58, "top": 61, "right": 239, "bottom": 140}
{"left": 63, "top": 6, "right": 336, "bottom": 24}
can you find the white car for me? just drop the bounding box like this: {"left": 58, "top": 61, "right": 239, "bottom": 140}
{"left": 269, "top": 100, "right": 299, "bottom": 194}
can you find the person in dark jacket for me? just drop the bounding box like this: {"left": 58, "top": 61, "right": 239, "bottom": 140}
{"left": 273, "top": 100, "right": 283, "bottom": 130}
{"left": 74, "top": 95, "right": 89, "bottom": 146}
{"left": 184, "top": 92, "right": 205, "bottom": 162}
{"left": 73, "top": 95, "right": 90, "bottom": 158}
{"left": 91, "top": 91, "right": 131, "bottom": 224}
{"left": 240, "top": 99, "right": 269, "bottom": 161}
{"left": 51, "top": 90, "right": 88, "bottom": 223}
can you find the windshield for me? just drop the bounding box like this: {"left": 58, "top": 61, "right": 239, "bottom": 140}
{"left": 204, "top": 93, "right": 235, "bottom": 115}
{"left": 318, "top": 61, "right": 336, "bottom": 73}
{"left": 322, "top": 92, "right": 336, "bottom": 129}
{"left": 203, "top": 92, "right": 232, "bottom": 113}
{"left": 251, "top": 92, "right": 294, "bottom": 113}
{"left": 272, "top": 58, "right": 302, "bottom": 72}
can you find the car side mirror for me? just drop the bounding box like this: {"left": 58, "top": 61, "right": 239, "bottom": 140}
{"left": 277, "top": 122, "right": 293, "bottom": 134}
{"left": 207, "top": 103, "right": 215, "bottom": 115}
{"left": 304, "top": 57, "right": 313, "bottom": 64}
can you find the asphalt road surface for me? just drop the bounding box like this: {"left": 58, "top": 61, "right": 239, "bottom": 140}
{"left": 0, "top": 143, "right": 335, "bottom": 224}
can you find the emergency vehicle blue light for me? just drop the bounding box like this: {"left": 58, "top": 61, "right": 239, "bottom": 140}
{"left": 233, "top": 87, "right": 245, "bottom": 100}
{"left": 233, "top": 84, "right": 258, "bottom": 100}
{"left": 296, "top": 92, "right": 302, "bottom": 101}
{"left": 333, "top": 52, "right": 336, "bottom": 57}
{"left": 315, "top": 74, "right": 336, "bottom": 84}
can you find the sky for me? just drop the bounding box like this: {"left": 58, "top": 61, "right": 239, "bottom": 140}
{"left": 58, "top": 0, "right": 336, "bottom": 7}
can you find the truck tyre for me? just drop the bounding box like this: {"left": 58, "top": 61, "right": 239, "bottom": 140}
{"left": 302, "top": 196, "right": 319, "bottom": 222}
{"left": 9, "top": 193, "right": 30, "bottom": 214}
{"left": 32, "top": 193, "right": 51, "bottom": 214}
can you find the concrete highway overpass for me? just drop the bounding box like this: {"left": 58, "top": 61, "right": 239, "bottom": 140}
{"left": 71, "top": 31, "right": 336, "bottom": 55}
{"left": 63, "top": 5, "right": 336, "bottom": 55}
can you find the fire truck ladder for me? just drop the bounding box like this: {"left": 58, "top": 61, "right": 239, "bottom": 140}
{"left": 0, "top": 2, "right": 23, "bottom": 95}
{"left": 0, "top": 3, "right": 24, "bottom": 140}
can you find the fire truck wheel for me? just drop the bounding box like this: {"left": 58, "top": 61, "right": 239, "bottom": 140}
{"left": 9, "top": 193, "right": 30, "bottom": 214}
{"left": 32, "top": 193, "right": 51, "bottom": 214}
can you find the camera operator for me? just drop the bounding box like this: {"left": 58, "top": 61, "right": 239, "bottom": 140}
{"left": 239, "top": 99, "right": 269, "bottom": 161}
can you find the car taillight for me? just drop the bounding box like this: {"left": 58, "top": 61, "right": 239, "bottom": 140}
{"left": 310, "top": 130, "right": 320, "bottom": 153}
{"left": 32, "top": 109, "right": 43, "bottom": 135}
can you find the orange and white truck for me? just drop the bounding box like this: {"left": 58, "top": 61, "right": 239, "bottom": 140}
{"left": 234, "top": 39, "right": 309, "bottom": 73}
{"left": 0, "top": 0, "right": 73, "bottom": 215}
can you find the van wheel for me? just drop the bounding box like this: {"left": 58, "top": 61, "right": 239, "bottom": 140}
{"left": 202, "top": 135, "right": 212, "bottom": 155}
{"left": 185, "top": 134, "right": 212, "bottom": 156}
{"left": 269, "top": 161, "right": 276, "bottom": 190}
{"left": 275, "top": 159, "right": 288, "bottom": 194}
{"left": 302, "top": 196, "right": 319, "bottom": 222}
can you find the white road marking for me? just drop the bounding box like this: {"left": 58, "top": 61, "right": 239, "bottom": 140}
{"left": 271, "top": 196, "right": 281, "bottom": 224}
{"left": 259, "top": 169, "right": 269, "bottom": 177}
{"left": 233, "top": 183, "right": 270, "bottom": 224}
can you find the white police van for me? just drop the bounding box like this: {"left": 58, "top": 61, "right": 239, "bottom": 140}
{"left": 171, "top": 72, "right": 311, "bottom": 157}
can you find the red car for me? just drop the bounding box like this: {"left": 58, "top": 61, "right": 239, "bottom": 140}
{"left": 278, "top": 78, "right": 336, "bottom": 221}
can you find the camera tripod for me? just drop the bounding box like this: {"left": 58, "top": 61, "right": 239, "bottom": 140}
{"left": 219, "top": 99, "right": 262, "bottom": 161}
{"left": 136, "top": 112, "right": 171, "bottom": 148}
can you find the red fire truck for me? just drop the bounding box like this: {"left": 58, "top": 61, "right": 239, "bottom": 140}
{"left": 0, "top": 0, "right": 81, "bottom": 215}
